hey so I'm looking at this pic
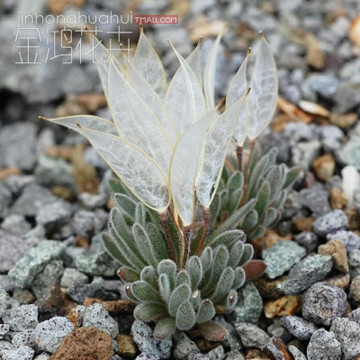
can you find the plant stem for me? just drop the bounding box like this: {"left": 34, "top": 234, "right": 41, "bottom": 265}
{"left": 182, "top": 226, "right": 192, "bottom": 268}
{"left": 195, "top": 207, "right": 211, "bottom": 255}
{"left": 159, "top": 212, "right": 177, "bottom": 264}
{"left": 240, "top": 139, "right": 256, "bottom": 206}
{"left": 236, "top": 145, "right": 243, "bottom": 172}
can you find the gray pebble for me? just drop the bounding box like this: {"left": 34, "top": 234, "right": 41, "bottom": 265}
{"left": 8, "top": 240, "right": 66, "bottom": 288}
{"left": 173, "top": 332, "right": 199, "bottom": 360}
{"left": 262, "top": 240, "right": 306, "bottom": 279}
{"left": 318, "top": 125, "right": 344, "bottom": 153}
{"left": 280, "top": 315, "right": 318, "bottom": 340}
{"left": 267, "top": 320, "right": 292, "bottom": 343}
{"left": 288, "top": 345, "right": 307, "bottom": 360}
{"left": 60, "top": 268, "right": 89, "bottom": 288}
{"left": 8, "top": 304, "right": 38, "bottom": 331}
{"left": 307, "top": 329, "right": 341, "bottom": 360}
{"left": 215, "top": 317, "right": 241, "bottom": 351}
{"left": 278, "top": 254, "right": 333, "bottom": 294}
{"left": 224, "top": 350, "right": 245, "bottom": 360}
{"left": 300, "top": 187, "right": 331, "bottom": 216}
{"left": 0, "top": 345, "right": 35, "bottom": 360}
{"left": 327, "top": 230, "right": 360, "bottom": 253}
{"left": 0, "top": 286, "right": 19, "bottom": 323}
{"left": 339, "top": 136, "right": 360, "bottom": 170}
{"left": 132, "top": 321, "right": 172, "bottom": 360}
{"left": 330, "top": 318, "right": 360, "bottom": 359}
{"left": 235, "top": 322, "right": 270, "bottom": 349}
{"left": 0, "top": 183, "right": 12, "bottom": 218}
{"left": 2, "top": 175, "right": 34, "bottom": 197}
{"left": 292, "top": 140, "right": 321, "bottom": 169}
{"left": 0, "top": 324, "right": 9, "bottom": 340}
{"left": 82, "top": 303, "right": 119, "bottom": 338}
{"left": 231, "top": 282, "right": 262, "bottom": 325}
{"left": 302, "top": 74, "right": 339, "bottom": 99}
{"left": 1, "top": 215, "right": 31, "bottom": 236}
{"left": 313, "top": 210, "right": 348, "bottom": 237}
{"left": 190, "top": 346, "right": 225, "bottom": 360}
{"left": 349, "top": 249, "right": 360, "bottom": 278}
{"left": 12, "top": 329, "right": 36, "bottom": 348}
{"left": 302, "top": 282, "right": 347, "bottom": 326}
{"left": 79, "top": 192, "right": 108, "bottom": 210}
{"left": 348, "top": 308, "right": 360, "bottom": 325}
{"left": 34, "top": 353, "right": 51, "bottom": 360}
{"left": 34, "top": 316, "right": 74, "bottom": 353}
{"left": 36, "top": 200, "right": 72, "bottom": 228}
{"left": 75, "top": 251, "right": 118, "bottom": 277}
{"left": 294, "top": 232, "right": 319, "bottom": 253}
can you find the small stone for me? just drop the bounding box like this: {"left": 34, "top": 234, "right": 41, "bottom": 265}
{"left": 327, "top": 230, "right": 360, "bottom": 253}
{"left": 318, "top": 238, "right": 349, "bottom": 273}
{"left": 173, "top": 333, "right": 199, "bottom": 360}
{"left": 225, "top": 350, "right": 245, "bottom": 360}
{"left": 344, "top": 207, "right": 360, "bottom": 231}
{"left": 82, "top": 303, "right": 119, "bottom": 339}
{"left": 278, "top": 254, "right": 333, "bottom": 294}
{"left": 349, "top": 249, "right": 360, "bottom": 278}
{"left": 348, "top": 308, "right": 360, "bottom": 325}
{"left": 8, "top": 304, "right": 38, "bottom": 331}
{"left": 83, "top": 298, "right": 135, "bottom": 315}
{"left": 339, "top": 136, "right": 360, "bottom": 170}
{"left": 264, "top": 295, "right": 302, "bottom": 319}
{"left": 191, "top": 345, "right": 225, "bottom": 360}
{"left": 0, "top": 345, "right": 35, "bottom": 360}
{"left": 350, "top": 275, "right": 360, "bottom": 304}
{"left": 132, "top": 321, "right": 172, "bottom": 360}
{"left": 34, "top": 353, "right": 51, "bottom": 360}
{"left": 288, "top": 345, "right": 306, "bottom": 360}
{"left": 235, "top": 323, "right": 270, "bottom": 349}
{"left": 300, "top": 187, "right": 331, "bottom": 216}
{"left": 75, "top": 251, "right": 118, "bottom": 277}
{"left": 302, "top": 282, "right": 347, "bottom": 326}
{"left": 262, "top": 240, "right": 306, "bottom": 279}
{"left": 72, "top": 210, "right": 97, "bottom": 238}
{"left": 342, "top": 165, "right": 360, "bottom": 205}
{"left": 60, "top": 268, "right": 89, "bottom": 288}
{"left": 231, "top": 282, "right": 262, "bottom": 325}
{"left": 330, "top": 189, "right": 349, "bottom": 209}
{"left": 116, "top": 334, "right": 137, "bottom": 358}
{"left": 313, "top": 210, "right": 349, "bottom": 237}
{"left": 79, "top": 192, "right": 108, "bottom": 210}
{"left": 34, "top": 316, "right": 74, "bottom": 353}
{"left": 8, "top": 240, "right": 66, "bottom": 288}
{"left": 254, "top": 276, "right": 285, "bottom": 299}
{"left": 280, "top": 316, "right": 318, "bottom": 341}
{"left": 50, "top": 327, "right": 114, "bottom": 360}
{"left": 35, "top": 200, "right": 72, "bottom": 228}
{"left": 330, "top": 318, "right": 360, "bottom": 359}
{"left": 293, "top": 217, "right": 315, "bottom": 232}
{"left": 292, "top": 140, "right": 321, "bottom": 170}
{"left": 12, "top": 329, "right": 36, "bottom": 348}
{"left": 215, "top": 317, "right": 241, "bottom": 351}
{"left": 307, "top": 329, "right": 341, "bottom": 360}
{"left": 264, "top": 336, "right": 293, "bottom": 360}
{"left": 294, "top": 232, "right": 319, "bottom": 253}
{"left": 0, "top": 324, "right": 9, "bottom": 340}
{"left": 312, "top": 154, "right": 335, "bottom": 182}
{"left": 330, "top": 113, "right": 357, "bottom": 129}
{"left": 325, "top": 273, "right": 350, "bottom": 290}
{"left": 1, "top": 215, "right": 31, "bottom": 236}
{"left": 12, "top": 288, "right": 35, "bottom": 304}
{"left": 0, "top": 286, "right": 19, "bottom": 323}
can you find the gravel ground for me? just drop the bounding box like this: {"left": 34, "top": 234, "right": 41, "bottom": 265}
{"left": 1, "top": 0, "right": 360, "bottom": 359}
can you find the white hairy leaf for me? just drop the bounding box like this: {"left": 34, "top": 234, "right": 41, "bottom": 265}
{"left": 132, "top": 29, "right": 167, "bottom": 97}
{"left": 226, "top": 49, "right": 252, "bottom": 146}
{"left": 203, "top": 29, "right": 224, "bottom": 111}
{"left": 165, "top": 42, "right": 206, "bottom": 135}
{"left": 127, "top": 62, "right": 178, "bottom": 145}
{"left": 78, "top": 126, "right": 170, "bottom": 211}
{"left": 170, "top": 111, "right": 216, "bottom": 226}
{"left": 246, "top": 33, "right": 278, "bottom": 140}
{"left": 196, "top": 95, "right": 246, "bottom": 208}
{"left": 109, "top": 59, "right": 172, "bottom": 174}
{"left": 186, "top": 40, "right": 202, "bottom": 85}
{"left": 40, "top": 115, "right": 118, "bottom": 135}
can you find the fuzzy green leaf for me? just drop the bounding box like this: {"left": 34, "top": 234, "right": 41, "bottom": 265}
{"left": 265, "top": 207, "right": 278, "bottom": 227}
{"left": 135, "top": 202, "right": 147, "bottom": 225}
{"left": 207, "top": 229, "right": 246, "bottom": 250}
{"left": 140, "top": 266, "right": 158, "bottom": 289}
{"left": 227, "top": 188, "right": 242, "bottom": 215}
{"left": 117, "top": 267, "right": 140, "bottom": 283}
{"left": 176, "top": 300, "right": 196, "bottom": 331}
{"left": 110, "top": 208, "right": 132, "bottom": 241}
{"left": 199, "top": 247, "right": 213, "bottom": 273}
{"left": 254, "top": 180, "right": 271, "bottom": 220}
{"left": 227, "top": 241, "right": 244, "bottom": 268}
{"left": 144, "top": 223, "right": 169, "bottom": 260}
{"left": 232, "top": 267, "right": 246, "bottom": 289}
{"left": 265, "top": 166, "right": 283, "bottom": 200}
{"left": 241, "top": 209, "right": 259, "bottom": 233}
{"left": 227, "top": 171, "right": 243, "bottom": 195}
{"left": 158, "top": 260, "right": 177, "bottom": 288}
{"left": 133, "top": 223, "right": 159, "bottom": 268}
{"left": 108, "top": 177, "right": 134, "bottom": 198}
{"left": 283, "top": 166, "right": 301, "bottom": 189}
{"left": 196, "top": 299, "right": 216, "bottom": 324}
{"left": 225, "top": 289, "right": 238, "bottom": 311}
{"left": 209, "top": 193, "right": 221, "bottom": 229}
{"left": 158, "top": 273, "right": 171, "bottom": 302}
{"left": 175, "top": 270, "right": 191, "bottom": 287}
{"left": 248, "top": 225, "right": 266, "bottom": 239}
{"left": 134, "top": 303, "right": 167, "bottom": 322}
{"left": 114, "top": 193, "right": 137, "bottom": 221}
{"left": 168, "top": 283, "right": 191, "bottom": 317}
{"left": 238, "top": 244, "right": 254, "bottom": 267}
{"left": 131, "top": 281, "right": 161, "bottom": 303}
{"left": 210, "top": 267, "right": 235, "bottom": 302}
{"left": 186, "top": 256, "right": 203, "bottom": 289}
{"left": 153, "top": 317, "right": 176, "bottom": 339}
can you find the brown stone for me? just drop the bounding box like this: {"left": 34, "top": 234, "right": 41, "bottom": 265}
{"left": 344, "top": 207, "right": 360, "bottom": 231}
{"left": 318, "top": 238, "right": 349, "bottom": 273}
{"left": 83, "top": 297, "right": 135, "bottom": 315}
{"left": 75, "top": 236, "right": 90, "bottom": 249}
{"left": 252, "top": 229, "right": 292, "bottom": 256}
{"left": 116, "top": 334, "right": 137, "bottom": 358}
{"left": 0, "top": 167, "right": 20, "bottom": 180}
{"left": 325, "top": 273, "right": 350, "bottom": 290}
{"left": 264, "top": 295, "right": 302, "bottom": 319}
{"left": 254, "top": 276, "right": 286, "bottom": 299}
{"left": 330, "top": 113, "right": 358, "bottom": 129}
{"left": 350, "top": 276, "right": 360, "bottom": 305}
{"left": 51, "top": 186, "right": 74, "bottom": 201}
{"left": 48, "top": 0, "right": 85, "bottom": 15}
{"left": 195, "top": 338, "right": 220, "bottom": 352}
{"left": 312, "top": 154, "right": 335, "bottom": 182}
{"left": 330, "top": 188, "right": 349, "bottom": 209}
{"left": 50, "top": 327, "right": 114, "bottom": 360}
{"left": 45, "top": 146, "right": 74, "bottom": 161}
{"left": 264, "top": 336, "right": 293, "bottom": 360}
{"left": 245, "top": 349, "right": 272, "bottom": 359}
{"left": 293, "top": 217, "right": 315, "bottom": 232}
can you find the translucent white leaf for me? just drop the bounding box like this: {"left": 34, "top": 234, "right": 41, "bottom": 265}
{"left": 170, "top": 111, "right": 216, "bottom": 226}
{"left": 226, "top": 49, "right": 252, "bottom": 146}
{"left": 91, "top": 35, "right": 125, "bottom": 104}
{"left": 196, "top": 96, "right": 247, "bottom": 208}
{"left": 165, "top": 42, "right": 207, "bottom": 135}
{"left": 108, "top": 59, "right": 172, "bottom": 174}
{"left": 132, "top": 29, "right": 167, "bottom": 98}
{"left": 246, "top": 33, "right": 278, "bottom": 140}
{"left": 78, "top": 126, "right": 170, "bottom": 211}
{"left": 127, "top": 62, "right": 178, "bottom": 145}
{"left": 186, "top": 40, "right": 202, "bottom": 85}
{"left": 203, "top": 29, "right": 224, "bottom": 111}
{"left": 40, "top": 115, "right": 118, "bottom": 135}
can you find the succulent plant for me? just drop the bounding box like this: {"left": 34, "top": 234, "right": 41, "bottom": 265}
{"left": 40, "top": 27, "right": 298, "bottom": 340}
